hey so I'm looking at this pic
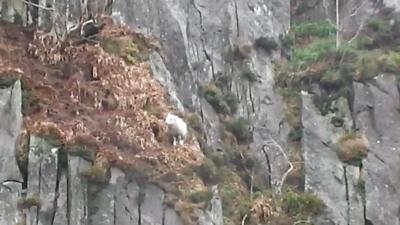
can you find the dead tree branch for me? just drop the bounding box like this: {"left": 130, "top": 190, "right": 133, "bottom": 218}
{"left": 21, "top": 0, "right": 54, "bottom": 11}
{"left": 348, "top": 20, "right": 365, "bottom": 43}
{"left": 263, "top": 138, "right": 293, "bottom": 195}
{"left": 293, "top": 219, "right": 311, "bottom": 225}
{"left": 241, "top": 214, "right": 248, "bottom": 225}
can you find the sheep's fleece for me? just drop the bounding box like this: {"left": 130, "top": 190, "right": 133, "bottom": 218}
{"left": 165, "top": 113, "right": 188, "bottom": 146}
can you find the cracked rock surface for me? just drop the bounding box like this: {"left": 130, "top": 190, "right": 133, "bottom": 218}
{"left": 354, "top": 75, "right": 400, "bottom": 225}
{"left": 0, "top": 80, "right": 23, "bottom": 225}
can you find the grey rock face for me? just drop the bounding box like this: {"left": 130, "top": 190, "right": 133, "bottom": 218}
{"left": 301, "top": 93, "right": 364, "bottom": 225}
{"left": 69, "top": 156, "right": 90, "bottom": 225}
{"left": 353, "top": 75, "right": 400, "bottom": 225}
{"left": 89, "top": 177, "right": 183, "bottom": 225}
{"left": 26, "top": 135, "right": 60, "bottom": 225}
{"left": 0, "top": 80, "right": 23, "bottom": 225}
{"left": 149, "top": 51, "right": 185, "bottom": 113}
{"left": 0, "top": 80, "right": 23, "bottom": 182}
{"left": 198, "top": 186, "right": 223, "bottom": 225}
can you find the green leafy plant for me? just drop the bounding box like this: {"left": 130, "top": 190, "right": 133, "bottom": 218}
{"left": 292, "top": 21, "right": 336, "bottom": 39}
{"left": 282, "top": 189, "right": 324, "bottom": 219}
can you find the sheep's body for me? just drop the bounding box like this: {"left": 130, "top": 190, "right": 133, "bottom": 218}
{"left": 165, "top": 113, "right": 188, "bottom": 146}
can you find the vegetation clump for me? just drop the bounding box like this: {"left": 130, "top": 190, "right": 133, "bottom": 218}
{"left": 200, "top": 83, "right": 238, "bottom": 115}
{"left": 282, "top": 189, "right": 325, "bottom": 219}
{"left": 225, "top": 117, "right": 252, "bottom": 143}
{"left": 254, "top": 37, "right": 279, "bottom": 52}
{"left": 238, "top": 190, "right": 324, "bottom": 225}
{"left": 80, "top": 163, "right": 109, "bottom": 183}
{"left": 291, "top": 21, "right": 336, "bottom": 39}
{"left": 17, "top": 196, "right": 41, "bottom": 210}
{"left": 188, "top": 189, "right": 213, "bottom": 203}
{"left": 193, "top": 158, "right": 221, "bottom": 185}
{"left": 276, "top": 11, "right": 400, "bottom": 116}
{"left": 336, "top": 132, "right": 368, "bottom": 165}
{"left": 101, "top": 36, "right": 147, "bottom": 65}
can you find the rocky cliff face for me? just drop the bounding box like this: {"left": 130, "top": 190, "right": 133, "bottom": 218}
{"left": 1, "top": 0, "right": 400, "bottom": 225}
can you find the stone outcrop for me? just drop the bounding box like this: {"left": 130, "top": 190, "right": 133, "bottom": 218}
{"left": 0, "top": 80, "right": 23, "bottom": 225}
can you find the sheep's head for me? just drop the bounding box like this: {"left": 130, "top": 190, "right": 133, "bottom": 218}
{"left": 165, "top": 113, "right": 177, "bottom": 125}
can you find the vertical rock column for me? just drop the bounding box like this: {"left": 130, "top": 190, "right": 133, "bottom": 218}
{"left": 0, "top": 80, "right": 23, "bottom": 225}
{"left": 26, "top": 135, "right": 63, "bottom": 225}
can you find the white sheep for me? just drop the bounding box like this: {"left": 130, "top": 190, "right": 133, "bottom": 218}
{"left": 165, "top": 113, "right": 188, "bottom": 146}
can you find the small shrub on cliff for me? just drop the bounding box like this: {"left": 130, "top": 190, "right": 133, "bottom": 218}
{"left": 200, "top": 84, "right": 236, "bottom": 115}
{"left": 292, "top": 38, "right": 335, "bottom": 64}
{"left": 193, "top": 158, "right": 221, "bottom": 185}
{"left": 233, "top": 44, "right": 253, "bottom": 60}
{"left": 225, "top": 117, "right": 252, "bottom": 143}
{"left": 17, "top": 196, "right": 41, "bottom": 210}
{"left": 187, "top": 114, "right": 202, "bottom": 132}
{"left": 282, "top": 189, "right": 324, "bottom": 219}
{"left": 292, "top": 21, "right": 336, "bottom": 39}
{"left": 80, "top": 163, "right": 108, "bottom": 183}
{"left": 101, "top": 37, "right": 144, "bottom": 65}
{"left": 189, "top": 190, "right": 213, "bottom": 203}
{"left": 254, "top": 37, "right": 279, "bottom": 52}
{"left": 336, "top": 132, "right": 368, "bottom": 165}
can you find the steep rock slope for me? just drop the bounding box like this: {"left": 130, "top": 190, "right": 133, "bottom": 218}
{"left": 112, "top": 0, "right": 292, "bottom": 191}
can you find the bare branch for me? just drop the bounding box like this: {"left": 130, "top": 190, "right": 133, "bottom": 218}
{"left": 346, "top": 1, "right": 366, "bottom": 19}
{"left": 21, "top": 0, "right": 54, "bottom": 11}
{"left": 293, "top": 219, "right": 311, "bottom": 225}
{"left": 241, "top": 214, "right": 248, "bottom": 225}
{"left": 336, "top": 0, "right": 340, "bottom": 49}
{"left": 348, "top": 20, "right": 365, "bottom": 43}
{"left": 263, "top": 138, "right": 293, "bottom": 194}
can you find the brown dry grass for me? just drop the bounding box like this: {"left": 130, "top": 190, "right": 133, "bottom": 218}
{"left": 337, "top": 133, "right": 368, "bottom": 163}
{"left": 0, "top": 18, "right": 207, "bottom": 214}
